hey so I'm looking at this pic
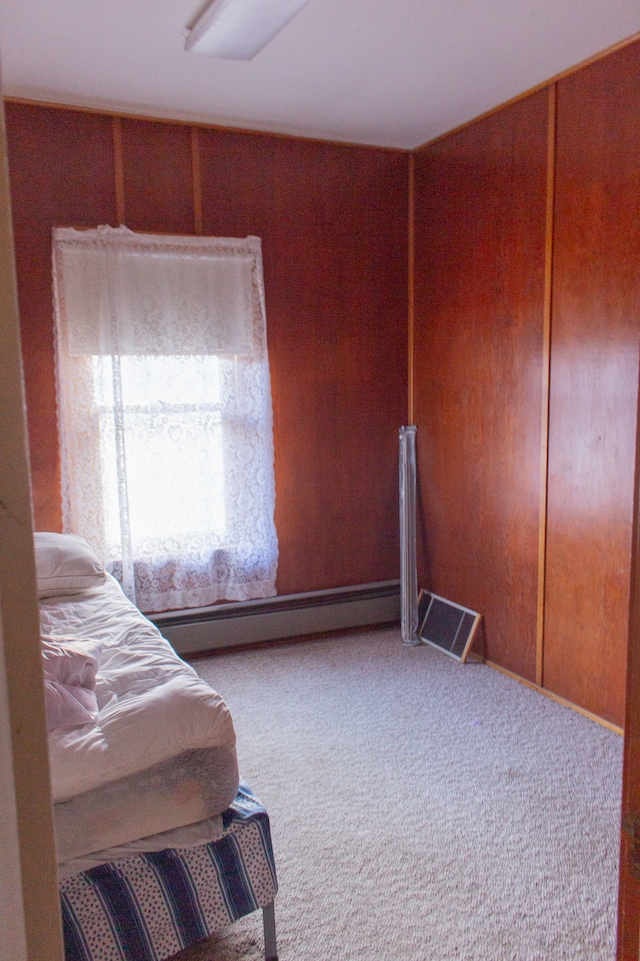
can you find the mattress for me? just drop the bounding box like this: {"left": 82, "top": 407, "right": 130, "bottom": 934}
{"left": 54, "top": 744, "right": 239, "bottom": 862}
{"left": 58, "top": 810, "right": 226, "bottom": 879}
{"left": 40, "top": 574, "right": 239, "bottom": 860}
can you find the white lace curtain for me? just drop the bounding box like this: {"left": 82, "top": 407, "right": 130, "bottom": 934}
{"left": 52, "top": 225, "right": 278, "bottom": 613}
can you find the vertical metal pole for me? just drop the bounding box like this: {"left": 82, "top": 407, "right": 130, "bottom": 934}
{"left": 399, "top": 425, "right": 419, "bottom": 645}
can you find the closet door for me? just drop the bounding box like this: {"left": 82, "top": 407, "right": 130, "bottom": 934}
{"left": 544, "top": 41, "right": 640, "bottom": 728}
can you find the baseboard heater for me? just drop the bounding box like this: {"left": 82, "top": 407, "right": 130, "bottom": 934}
{"left": 150, "top": 580, "right": 401, "bottom": 656}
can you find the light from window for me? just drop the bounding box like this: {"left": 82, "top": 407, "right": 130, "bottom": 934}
{"left": 94, "top": 354, "right": 226, "bottom": 548}
{"left": 53, "top": 226, "right": 278, "bottom": 613}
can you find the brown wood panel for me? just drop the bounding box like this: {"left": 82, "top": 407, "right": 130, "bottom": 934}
{"left": 544, "top": 41, "right": 640, "bottom": 727}
{"left": 120, "top": 118, "right": 194, "bottom": 233}
{"left": 412, "top": 91, "right": 549, "bottom": 680}
{"left": 198, "top": 130, "right": 409, "bottom": 594}
{"left": 4, "top": 104, "right": 117, "bottom": 530}
{"left": 6, "top": 103, "right": 409, "bottom": 597}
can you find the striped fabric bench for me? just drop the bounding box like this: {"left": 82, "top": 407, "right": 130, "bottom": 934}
{"left": 60, "top": 783, "right": 278, "bottom": 961}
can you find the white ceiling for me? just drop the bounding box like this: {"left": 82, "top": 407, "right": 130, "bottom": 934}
{"left": 0, "top": 0, "right": 638, "bottom": 150}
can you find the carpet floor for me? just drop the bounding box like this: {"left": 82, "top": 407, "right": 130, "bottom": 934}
{"left": 173, "top": 626, "right": 623, "bottom": 961}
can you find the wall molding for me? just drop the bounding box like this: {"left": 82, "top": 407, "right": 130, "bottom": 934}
{"left": 2, "top": 95, "right": 408, "bottom": 154}
{"left": 414, "top": 29, "right": 640, "bottom": 153}
{"left": 535, "top": 82, "right": 557, "bottom": 688}
{"left": 470, "top": 654, "right": 624, "bottom": 736}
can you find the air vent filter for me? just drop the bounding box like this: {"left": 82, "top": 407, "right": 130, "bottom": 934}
{"left": 417, "top": 591, "right": 481, "bottom": 662}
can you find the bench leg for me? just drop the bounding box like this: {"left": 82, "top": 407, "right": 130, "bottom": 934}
{"left": 262, "top": 900, "right": 278, "bottom": 961}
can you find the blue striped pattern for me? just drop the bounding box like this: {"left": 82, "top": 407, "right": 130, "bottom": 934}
{"left": 60, "top": 783, "right": 277, "bottom": 961}
{"left": 61, "top": 894, "right": 92, "bottom": 961}
{"left": 144, "top": 849, "right": 208, "bottom": 946}
{"left": 91, "top": 864, "right": 156, "bottom": 959}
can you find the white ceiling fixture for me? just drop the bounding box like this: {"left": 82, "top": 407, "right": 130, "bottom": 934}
{"left": 185, "top": 0, "right": 313, "bottom": 59}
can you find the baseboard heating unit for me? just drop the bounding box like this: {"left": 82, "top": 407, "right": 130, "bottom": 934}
{"left": 151, "top": 581, "right": 401, "bottom": 655}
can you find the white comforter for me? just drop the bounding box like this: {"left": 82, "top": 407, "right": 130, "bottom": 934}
{"left": 40, "top": 574, "right": 236, "bottom": 803}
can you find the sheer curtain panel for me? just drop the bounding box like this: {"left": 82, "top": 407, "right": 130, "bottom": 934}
{"left": 52, "top": 226, "right": 278, "bottom": 613}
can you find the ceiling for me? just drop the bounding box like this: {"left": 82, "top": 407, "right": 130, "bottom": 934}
{"left": 0, "top": 0, "right": 638, "bottom": 150}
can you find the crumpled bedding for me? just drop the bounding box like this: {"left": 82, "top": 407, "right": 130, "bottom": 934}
{"left": 40, "top": 573, "right": 237, "bottom": 804}
{"left": 41, "top": 635, "right": 102, "bottom": 731}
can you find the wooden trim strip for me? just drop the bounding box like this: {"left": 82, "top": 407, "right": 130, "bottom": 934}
{"left": 4, "top": 29, "right": 639, "bottom": 157}
{"left": 475, "top": 656, "right": 624, "bottom": 735}
{"left": 414, "top": 29, "right": 640, "bottom": 153}
{"left": 407, "top": 152, "right": 415, "bottom": 425}
{"left": 3, "top": 95, "right": 407, "bottom": 154}
{"left": 536, "top": 83, "right": 557, "bottom": 688}
{"left": 112, "top": 115, "right": 125, "bottom": 224}
{"left": 191, "top": 126, "right": 203, "bottom": 236}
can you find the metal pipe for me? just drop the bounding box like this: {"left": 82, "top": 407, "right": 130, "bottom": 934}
{"left": 399, "top": 425, "right": 419, "bottom": 645}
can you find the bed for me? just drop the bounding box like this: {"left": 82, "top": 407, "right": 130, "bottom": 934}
{"left": 36, "top": 532, "right": 278, "bottom": 961}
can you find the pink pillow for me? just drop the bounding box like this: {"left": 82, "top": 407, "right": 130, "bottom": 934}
{"left": 41, "top": 635, "right": 102, "bottom": 731}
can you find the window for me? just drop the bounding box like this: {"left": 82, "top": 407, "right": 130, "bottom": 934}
{"left": 52, "top": 226, "right": 278, "bottom": 613}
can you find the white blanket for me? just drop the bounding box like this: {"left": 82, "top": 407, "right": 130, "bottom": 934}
{"left": 41, "top": 635, "right": 102, "bottom": 731}
{"left": 40, "top": 574, "right": 236, "bottom": 803}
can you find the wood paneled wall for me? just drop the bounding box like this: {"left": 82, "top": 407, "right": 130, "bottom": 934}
{"left": 5, "top": 104, "right": 409, "bottom": 597}
{"left": 412, "top": 38, "right": 640, "bottom": 726}
{"left": 544, "top": 44, "right": 640, "bottom": 725}
{"left": 6, "top": 108, "right": 117, "bottom": 529}
{"left": 412, "top": 92, "right": 549, "bottom": 682}
{"left": 6, "top": 36, "right": 638, "bottom": 721}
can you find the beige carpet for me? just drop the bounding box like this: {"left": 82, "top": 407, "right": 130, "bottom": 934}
{"left": 173, "top": 626, "right": 622, "bottom": 961}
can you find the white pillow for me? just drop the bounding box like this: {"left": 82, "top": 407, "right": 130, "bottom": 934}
{"left": 34, "top": 532, "right": 106, "bottom": 599}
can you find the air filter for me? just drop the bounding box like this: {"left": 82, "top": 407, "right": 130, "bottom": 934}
{"left": 417, "top": 590, "right": 481, "bottom": 663}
